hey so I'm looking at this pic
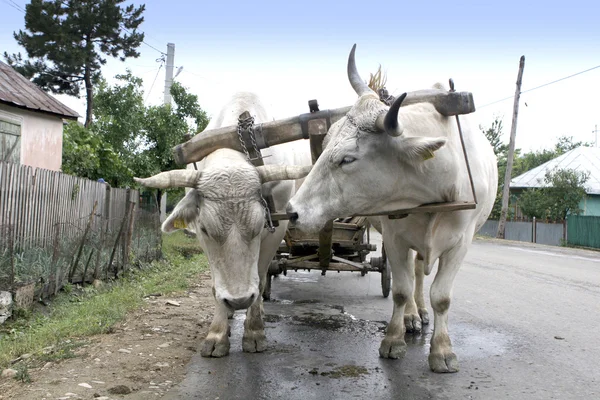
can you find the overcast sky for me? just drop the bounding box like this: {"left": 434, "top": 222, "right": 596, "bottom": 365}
{"left": 1, "top": 0, "right": 599, "bottom": 152}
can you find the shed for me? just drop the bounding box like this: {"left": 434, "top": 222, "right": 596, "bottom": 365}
{"left": 0, "top": 61, "right": 79, "bottom": 171}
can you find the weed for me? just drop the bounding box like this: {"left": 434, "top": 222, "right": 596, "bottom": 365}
{"left": 0, "top": 231, "right": 208, "bottom": 369}
{"left": 15, "top": 364, "right": 31, "bottom": 383}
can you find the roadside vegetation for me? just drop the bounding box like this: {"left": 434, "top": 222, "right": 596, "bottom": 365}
{"left": 0, "top": 232, "right": 207, "bottom": 370}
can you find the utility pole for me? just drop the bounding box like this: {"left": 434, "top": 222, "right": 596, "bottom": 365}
{"left": 159, "top": 43, "right": 175, "bottom": 222}
{"left": 163, "top": 43, "right": 175, "bottom": 106}
{"left": 497, "top": 55, "right": 525, "bottom": 239}
{"left": 593, "top": 124, "right": 599, "bottom": 148}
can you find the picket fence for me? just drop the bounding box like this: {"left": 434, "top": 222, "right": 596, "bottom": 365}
{"left": 0, "top": 161, "right": 161, "bottom": 300}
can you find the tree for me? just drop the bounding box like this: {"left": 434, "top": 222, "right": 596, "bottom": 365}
{"left": 93, "top": 71, "right": 146, "bottom": 155}
{"left": 61, "top": 121, "right": 132, "bottom": 186}
{"left": 482, "top": 117, "right": 592, "bottom": 221}
{"left": 4, "top": 0, "right": 145, "bottom": 127}
{"left": 518, "top": 168, "right": 589, "bottom": 221}
{"left": 481, "top": 116, "right": 512, "bottom": 219}
{"left": 61, "top": 74, "right": 209, "bottom": 192}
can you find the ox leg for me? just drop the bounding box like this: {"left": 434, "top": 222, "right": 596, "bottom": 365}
{"left": 414, "top": 254, "right": 429, "bottom": 325}
{"left": 428, "top": 243, "right": 468, "bottom": 373}
{"left": 403, "top": 250, "right": 423, "bottom": 333}
{"left": 242, "top": 222, "right": 287, "bottom": 353}
{"left": 379, "top": 242, "right": 413, "bottom": 359}
{"left": 201, "top": 295, "right": 231, "bottom": 358}
{"left": 242, "top": 275, "right": 267, "bottom": 353}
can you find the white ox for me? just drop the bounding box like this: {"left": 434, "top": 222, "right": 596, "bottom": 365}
{"left": 287, "top": 45, "right": 498, "bottom": 373}
{"left": 135, "top": 92, "right": 311, "bottom": 357}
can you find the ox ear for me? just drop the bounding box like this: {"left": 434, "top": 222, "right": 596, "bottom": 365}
{"left": 398, "top": 137, "right": 447, "bottom": 163}
{"left": 162, "top": 190, "right": 201, "bottom": 233}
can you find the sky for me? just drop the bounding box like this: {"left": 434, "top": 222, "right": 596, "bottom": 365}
{"left": 1, "top": 0, "right": 599, "bottom": 152}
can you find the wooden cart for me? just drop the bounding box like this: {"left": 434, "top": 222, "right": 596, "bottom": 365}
{"left": 263, "top": 216, "right": 390, "bottom": 299}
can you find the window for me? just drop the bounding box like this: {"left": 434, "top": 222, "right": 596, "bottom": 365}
{"left": 0, "top": 119, "right": 21, "bottom": 164}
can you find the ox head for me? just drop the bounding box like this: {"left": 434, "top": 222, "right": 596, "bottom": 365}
{"left": 135, "top": 159, "right": 311, "bottom": 310}
{"left": 286, "top": 45, "right": 449, "bottom": 232}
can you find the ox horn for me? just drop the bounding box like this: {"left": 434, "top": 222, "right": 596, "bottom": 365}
{"left": 134, "top": 170, "right": 201, "bottom": 189}
{"left": 375, "top": 92, "right": 407, "bottom": 137}
{"left": 256, "top": 165, "right": 313, "bottom": 183}
{"left": 348, "top": 44, "right": 376, "bottom": 97}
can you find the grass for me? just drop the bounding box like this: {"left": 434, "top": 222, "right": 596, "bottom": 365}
{"left": 0, "top": 231, "right": 208, "bottom": 370}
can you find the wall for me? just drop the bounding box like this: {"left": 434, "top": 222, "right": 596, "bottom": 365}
{"left": 0, "top": 104, "right": 63, "bottom": 171}
{"left": 580, "top": 195, "right": 600, "bottom": 216}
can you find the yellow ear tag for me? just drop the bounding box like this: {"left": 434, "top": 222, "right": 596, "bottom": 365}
{"left": 173, "top": 219, "right": 187, "bottom": 229}
{"left": 422, "top": 149, "right": 435, "bottom": 161}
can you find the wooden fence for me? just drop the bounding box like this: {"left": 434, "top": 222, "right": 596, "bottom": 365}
{"left": 0, "top": 161, "right": 161, "bottom": 297}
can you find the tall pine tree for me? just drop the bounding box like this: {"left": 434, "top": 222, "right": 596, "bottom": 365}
{"left": 4, "top": 0, "right": 146, "bottom": 127}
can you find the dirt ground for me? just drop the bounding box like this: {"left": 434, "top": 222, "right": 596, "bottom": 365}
{"left": 0, "top": 271, "right": 214, "bottom": 400}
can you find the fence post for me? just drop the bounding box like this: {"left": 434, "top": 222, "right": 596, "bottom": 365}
{"left": 52, "top": 223, "right": 61, "bottom": 295}
{"left": 121, "top": 188, "right": 131, "bottom": 272}
{"left": 95, "top": 184, "right": 110, "bottom": 280}
{"left": 563, "top": 218, "right": 568, "bottom": 244}
{"left": 532, "top": 217, "right": 536, "bottom": 243}
{"left": 108, "top": 199, "right": 132, "bottom": 278}
{"left": 125, "top": 194, "right": 136, "bottom": 267}
{"left": 69, "top": 201, "right": 98, "bottom": 282}
{"left": 8, "top": 214, "right": 14, "bottom": 292}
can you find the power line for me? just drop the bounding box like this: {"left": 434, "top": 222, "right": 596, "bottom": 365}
{"left": 479, "top": 64, "right": 600, "bottom": 109}
{"left": 119, "top": 24, "right": 166, "bottom": 56}
{"left": 2, "top": 0, "right": 24, "bottom": 13}
{"left": 145, "top": 62, "right": 164, "bottom": 103}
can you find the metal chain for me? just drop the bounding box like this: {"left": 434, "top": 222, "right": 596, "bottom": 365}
{"left": 236, "top": 115, "right": 253, "bottom": 161}
{"left": 237, "top": 114, "right": 276, "bottom": 233}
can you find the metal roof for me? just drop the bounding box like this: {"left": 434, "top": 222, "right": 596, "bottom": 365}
{"left": 0, "top": 61, "right": 80, "bottom": 120}
{"left": 510, "top": 146, "right": 600, "bottom": 195}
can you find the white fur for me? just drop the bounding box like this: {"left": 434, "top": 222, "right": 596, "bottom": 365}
{"left": 288, "top": 88, "right": 498, "bottom": 373}
{"left": 166, "top": 92, "right": 311, "bottom": 357}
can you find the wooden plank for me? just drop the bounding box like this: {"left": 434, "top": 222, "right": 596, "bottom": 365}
{"left": 281, "top": 261, "right": 368, "bottom": 272}
{"left": 271, "top": 201, "right": 477, "bottom": 222}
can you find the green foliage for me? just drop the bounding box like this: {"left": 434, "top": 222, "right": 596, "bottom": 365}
{"left": 4, "top": 0, "right": 145, "bottom": 126}
{"left": 482, "top": 115, "right": 591, "bottom": 220}
{"left": 93, "top": 72, "right": 146, "bottom": 155}
{"left": 0, "top": 232, "right": 208, "bottom": 369}
{"left": 15, "top": 364, "right": 31, "bottom": 383}
{"left": 61, "top": 121, "right": 132, "bottom": 186}
{"left": 170, "top": 82, "right": 210, "bottom": 131}
{"left": 61, "top": 73, "right": 209, "bottom": 190}
{"left": 519, "top": 168, "right": 589, "bottom": 221}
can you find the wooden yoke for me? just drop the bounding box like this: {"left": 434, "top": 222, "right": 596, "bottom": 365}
{"left": 172, "top": 89, "right": 475, "bottom": 166}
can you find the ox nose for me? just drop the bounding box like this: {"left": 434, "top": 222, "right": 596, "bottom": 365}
{"left": 223, "top": 294, "right": 256, "bottom": 310}
{"left": 286, "top": 205, "right": 299, "bottom": 224}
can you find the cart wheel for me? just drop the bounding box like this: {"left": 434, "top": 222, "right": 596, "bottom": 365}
{"left": 263, "top": 273, "right": 272, "bottom": 301}
{"left": 381, "top": 259, "right": 391, "bottom": 298}
{"left": 360, "top": 270, "right": 367, "bottom": 277}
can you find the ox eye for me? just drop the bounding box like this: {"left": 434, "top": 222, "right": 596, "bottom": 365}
{"left": 339, "top": 156, "right": 356, "bottom": 166}
{"left": 200, "top": 227, "right": 208, "bottom": 235}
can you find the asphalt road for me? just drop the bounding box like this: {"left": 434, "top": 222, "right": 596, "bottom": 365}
{"left": 165, "top": 235, "right": 600, "bottom": 400}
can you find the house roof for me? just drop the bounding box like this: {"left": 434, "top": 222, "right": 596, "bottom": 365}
{"left": 0, "top": 61, "right": 80, "bottom": 120}
{"left": 510, "top": 146, "right": 600, "bottom": 195}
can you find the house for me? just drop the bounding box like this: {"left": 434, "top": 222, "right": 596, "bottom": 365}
{"left": 0, "top": 61, "right": 79, "bottom": 171}
{"left": 510, "top": 146, "right": 600, "bottom": 217}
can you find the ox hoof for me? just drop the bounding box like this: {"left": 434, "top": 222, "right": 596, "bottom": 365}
{"left": 227, "top": 309, "right": 235, "bottom": 319}
{"left": 404, "top": 313, "right": 422, "bottom": 333}
{"left": 428, "top": 351, "right": 459, "bottom": 373}
{"left": 201, "top": 338, "right": 230, "bottom": 358}
{"left": 379, "top": 338, "right": 407, "bottom": 359}
{"left": 242, "top": 333, "right": 267, "bottom": 353}
{"left": 419, "top": 308, "right": 430, "bottom": 325}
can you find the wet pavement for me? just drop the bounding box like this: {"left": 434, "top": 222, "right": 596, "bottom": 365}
{"left": 164, "top": 235, "right": 600, "bottom": 400}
